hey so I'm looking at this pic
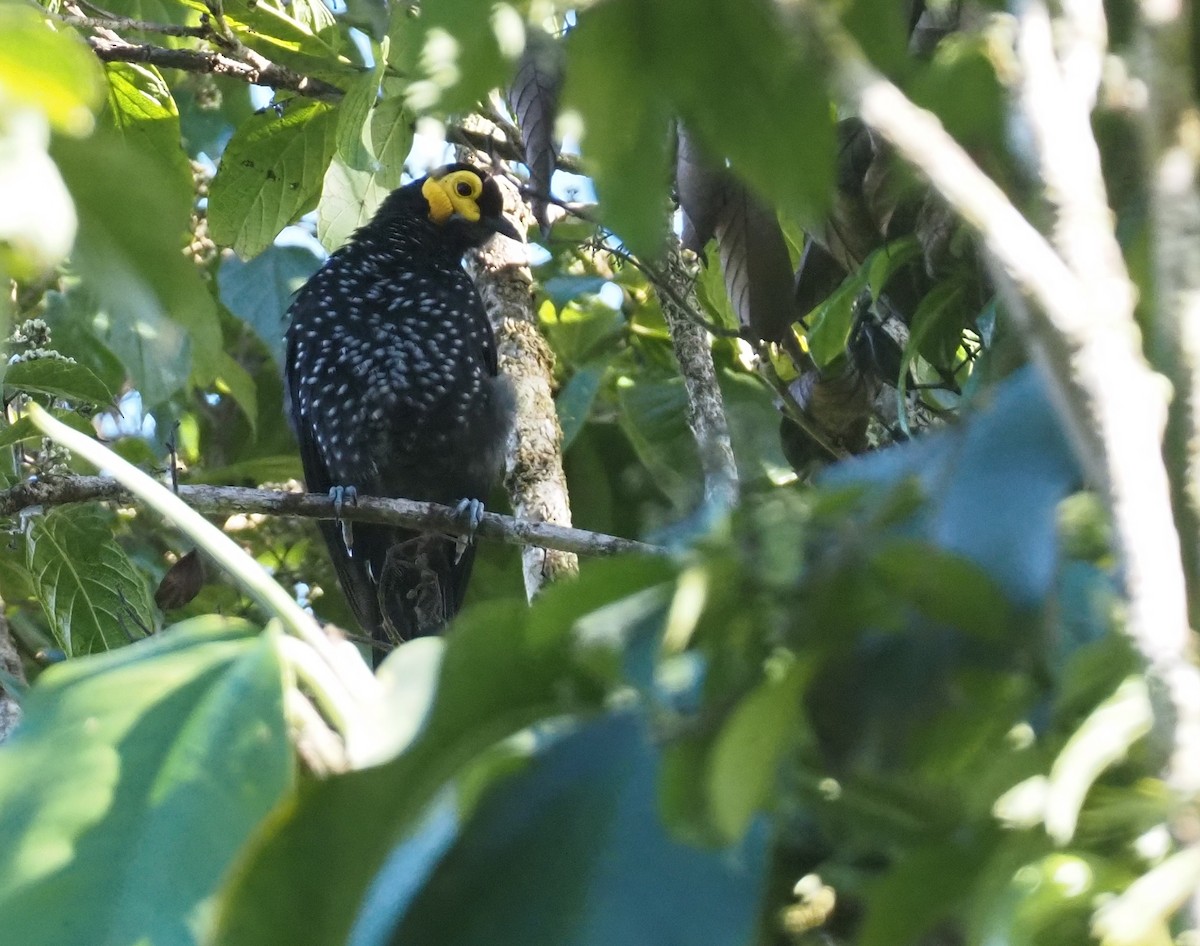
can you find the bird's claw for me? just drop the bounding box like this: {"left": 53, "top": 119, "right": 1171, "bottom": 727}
{"left": 330, "top": 485, "right": 358, "bottom": 552}
{"left": 452, "top": 498, "right": 485, "bottom": 563}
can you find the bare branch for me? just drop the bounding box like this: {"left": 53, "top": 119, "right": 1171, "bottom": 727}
{"left": 86, "top": 34, "right": 345, "bottom": 101}
{"left": 0, "top": 476, "right": 662, "bottom": 560}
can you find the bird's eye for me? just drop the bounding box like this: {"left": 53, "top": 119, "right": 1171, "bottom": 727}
{"left": 455, "top": 181, "right": 473, "bottom": 197}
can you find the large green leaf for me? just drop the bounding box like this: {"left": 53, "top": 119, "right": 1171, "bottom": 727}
{"left": 208, "top": 99, "right": 339, "bottom": 258}
{"left": 706, "top": 659, "right": 806, "bottom": 841}
{"left": 859, "top": 834, "right": 999, "bottom": 946}
{"left": 869, "top": 538, "right": 1015, "bottom": 640}
{"left": 26, "top": 506, "right": 156, "bottom": 655}
{"left": 317, "top": 155, "right": 390, "bottom": 251}
{"left": 0, "top": 618, "right": 292, "bottom": 946}
{"left": 52, "top": 133, "right": 223, "bottom": 394}
{"left": 213, "top": 557, "right": 675, "bottom": 946}
{"left": 388, "top": 712, "right": 770, "bottom": 946}
{"left": 100, "top": 62, "right": 192, "bottom": 223}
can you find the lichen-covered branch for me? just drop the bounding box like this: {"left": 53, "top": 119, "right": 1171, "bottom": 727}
{"left": 657, "top": 236, "right": 739, "bottom": 507}
{"left": 0, "top": 476, "right": 663, "bottom": 559}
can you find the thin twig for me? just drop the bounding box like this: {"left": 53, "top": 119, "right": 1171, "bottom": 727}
{"left": 61, "top": 12, "right": 209, "bottom": 38}
{"left": 0, "top": 475, "right": 666, "bottom": 559}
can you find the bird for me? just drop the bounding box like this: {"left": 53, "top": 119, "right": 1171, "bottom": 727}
{"left": 284, "top": 163, "right": 518, "bottom": 658}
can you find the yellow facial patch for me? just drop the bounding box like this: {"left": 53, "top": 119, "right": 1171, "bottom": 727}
{"left": 422, "top": 170, "right": 484, "bottom": 225}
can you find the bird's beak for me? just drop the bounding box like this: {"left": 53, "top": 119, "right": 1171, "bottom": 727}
{"left": 484, "top": 214, "right": 521, "bottom": 242}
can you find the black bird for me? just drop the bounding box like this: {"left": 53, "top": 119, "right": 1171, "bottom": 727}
{"left": 285, "top": 163, "right": 518, "bottom": 655}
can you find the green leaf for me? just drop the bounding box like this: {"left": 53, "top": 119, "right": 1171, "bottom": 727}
{"left": 906, "top": 35, "right": 1006, "bottom": 157}
{"left": 185, "top": 0, "right": 353, "bottom": 83}
{"left": 907, "top": 276, "right": 968, "bottom": 369}
{"left": 867, "top": 236, "right": 921, "bottom": 302}
{"left": 95, "top": 0, "right": 194, "bottom": 27}
{"left": 317, "top": 154, "right": 390, "bottom": 251}
{"left": 707, "top": 660, "right": 806, "bottom": 841}
{"left": 3, "top": 358, "right": 114, "bottom": 405}
{"left": 806, "top": 269, "right": 867, "bottom": 367}
{"left": 870, "top": 538, "right": 1015, "bottom": 639}
{"left": 100, "top": 62, "right": 192, "bottom": 223}
{"left": 208, "top": 99, "right": 339, "bottom": 258}
{"left": 557, "top": 363, "right": 606, "bottom": 451}
{"left": 335, "top": 62, "right": 382, "bottom": 170}
{"left": 216, "top": 352, "right": 260, "bottom": 436}
{"left": 26, "top": 506, "right": 156, "bottom": 655}
{"left": 0, "top": 618, "right": 292, "bottom": 946}
{"left": 564, "top": 0, "right": 672, "bottom": 256}
{"left": 52, "top": 133, "right": 223, "bottom": 399}
{"left": 214, "top": 559, "right": 675, "bottom": 946}
{"left": 0, "top": 415, "right": 39, "bottom": 449}
{"left": 369, "top": 93, "right": 414, "bottom": 183}
{"left": 390, "top": 712, "right": 770, "bottom": 946}
{"left": 0, "top": 5, "right": 104, "bottom": 135}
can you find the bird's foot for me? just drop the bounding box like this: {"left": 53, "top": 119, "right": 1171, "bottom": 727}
{"left": 451, "top": 498, "right": 485, "bottom": 564}
{"left": 329, "top": 485, "right": 358, "bottom": 552}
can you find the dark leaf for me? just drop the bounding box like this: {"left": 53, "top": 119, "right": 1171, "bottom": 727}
{"left": 508, "top": 27, "right": 563, "bottom": 230}
{"left": 219, "top": 241, "right": 324, "bottom": 365}
{"left": 675, "top": 123, "right": 728, "bottom": 253}
{"left": 715, "top": 181, "right": 800, "bottom": 342}
{"left": 154, "top": 549, "right": 207, "bottom": 611}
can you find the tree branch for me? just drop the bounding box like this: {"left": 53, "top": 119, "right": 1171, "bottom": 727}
{"left": 86, "top": 34, "right": 345, "bottom": 101}
{"left": 657, "top": 235, "right": 739, "bottom": 507}
{"left": 0, "top": 476, "right": 661, "bottom": 560}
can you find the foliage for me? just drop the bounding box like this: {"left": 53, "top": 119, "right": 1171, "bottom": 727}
{"left": 0, "top": 0, "right": 1195, "bottom": 944}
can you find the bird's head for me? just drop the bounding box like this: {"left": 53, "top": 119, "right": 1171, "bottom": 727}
{"left": 419, "top": 164, "right": 521, "bottom": 248}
